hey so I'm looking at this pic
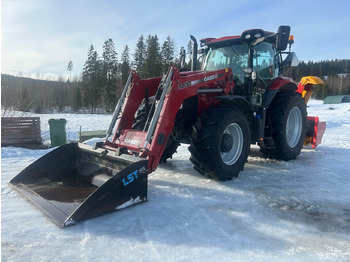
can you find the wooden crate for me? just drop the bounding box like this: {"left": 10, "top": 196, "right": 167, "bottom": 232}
{"left": 1, "top": 117, "right": 42, "bottom": 146}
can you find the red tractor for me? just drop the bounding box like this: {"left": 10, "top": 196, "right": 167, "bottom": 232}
{"left": 9, "top": 26, "right": 325, "bottom": 227}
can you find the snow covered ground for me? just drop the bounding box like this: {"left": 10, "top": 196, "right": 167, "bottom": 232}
{"left": 1, "top": 100, "right": 350, "bottom": 261}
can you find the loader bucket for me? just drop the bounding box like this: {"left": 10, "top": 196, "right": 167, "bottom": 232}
{"left": 8, "top": 143, "right": 148, "bottom": 227}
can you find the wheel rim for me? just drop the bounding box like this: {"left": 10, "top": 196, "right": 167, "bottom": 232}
{"left": 286, "top": 107, "right": 302, "bottom": 148}
{"left": 220, "top": 123, "right": 243, "bottom": 165}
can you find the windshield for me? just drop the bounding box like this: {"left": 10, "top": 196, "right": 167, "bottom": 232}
{"left": 203, "top": 43, "right": 249, "bottom": 84}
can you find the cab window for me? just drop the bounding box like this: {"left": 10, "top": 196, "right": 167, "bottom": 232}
{"left": 203, "top": 43, "right": 249, "bottom": 85}
{"left": 253, "top": 42, "right": 277, "bottom": 80}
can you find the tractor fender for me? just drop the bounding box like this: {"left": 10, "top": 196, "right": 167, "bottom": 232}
{"left": 212, "top": 95, "right": 255, "bottom": 142}
{"left": 264, "top": 81, "right": 297, "bottom": 110}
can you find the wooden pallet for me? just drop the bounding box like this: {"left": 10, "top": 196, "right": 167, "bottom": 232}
{"left": 1, "top": 117, "right": 42, "bottom": 146}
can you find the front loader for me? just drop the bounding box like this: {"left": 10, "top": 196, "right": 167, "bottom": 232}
{"left": 9, "top": 25, "right": 326, "bottom": 227}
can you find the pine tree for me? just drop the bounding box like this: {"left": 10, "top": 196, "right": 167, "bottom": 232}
{"left": 67, "top": 60, "right": 73, "bottom": 81}
{"left": 161, "top": 36, "right": 175, "bottom": 73}
{"left": 143, "top": 35, "right": 162, "bottom": 78}
{"left": 121, "top": 45, "right": 131, "bottom": 86}
{"left": 133, "top": 35, "right": 146, "bottom": 77}
{"left": 82, "top": 45, "right": 102, "bottom": 113}
{"left": 102, "top": 39, "right": 118, "bottom": 77}
{"left": 102, "top": 38, "right": 119, "bottom": 111}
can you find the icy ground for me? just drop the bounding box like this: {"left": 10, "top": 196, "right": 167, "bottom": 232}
{"left": 1, "top": 100, "right": 350, "bottom": 261}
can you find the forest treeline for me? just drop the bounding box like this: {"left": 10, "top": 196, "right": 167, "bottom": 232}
{"left": 283, "top": 59, "right": 350, "bottom": 99}
{"left": 2, "top": 35, "right": 187, "bottom": 115}
{"left": 1, "top": 34, "right": 349, "bottom": 114}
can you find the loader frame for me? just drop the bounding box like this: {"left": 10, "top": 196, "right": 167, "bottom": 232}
{"left": 102, "top": 66, "right": 238, "bottom": 173}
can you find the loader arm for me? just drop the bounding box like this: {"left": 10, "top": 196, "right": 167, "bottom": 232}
{"left": 103, "top": 66, "right": 235, "bottom": 173}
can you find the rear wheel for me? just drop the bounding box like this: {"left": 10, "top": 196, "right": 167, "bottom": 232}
{"left": 189, "top": 106, "right": 250, "bottom": 180}
{"left": 260, "top": 92, "right": 306, "bottom": 160}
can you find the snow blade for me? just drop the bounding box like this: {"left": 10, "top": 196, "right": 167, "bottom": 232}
{"left": 8, "top": 143, "right": 148, "bottom": 227}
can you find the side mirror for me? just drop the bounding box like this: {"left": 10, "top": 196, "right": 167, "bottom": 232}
{"left": 276, "top": 26, "right": 291, "bottom": 51}
{"left": 282, "top": 52, "right": 299, "bottom": 67}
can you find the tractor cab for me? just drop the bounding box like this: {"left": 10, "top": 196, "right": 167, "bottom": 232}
{"left": 198, "top": 26, "right": 299, "bottom": 106}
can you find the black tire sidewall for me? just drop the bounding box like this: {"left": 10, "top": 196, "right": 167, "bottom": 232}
{"left": 206, "top": 109, "right": 250, "bottom": 180}
{"left": 262, "top": 92, "right": 307, "bottom": 160}
{"left": 279, "top": 94, "right": 306, "bottom": 158}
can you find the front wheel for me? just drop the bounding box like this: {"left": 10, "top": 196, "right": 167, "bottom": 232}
{"left": 189, "top": 106, "right": 250, "bottom": 180}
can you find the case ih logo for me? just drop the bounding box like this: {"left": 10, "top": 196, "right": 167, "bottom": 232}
{"left": 204, "top": 74, "right": 218, "bottom": 81}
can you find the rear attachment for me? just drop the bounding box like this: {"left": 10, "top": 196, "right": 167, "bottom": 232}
{"left": 297, "top": 76, "right": 324, "bottom": 104}
{"left": 304, "top": 116, "right": 326, "bottom": 148}
{"left": 297, "top": 76, "right": 326, "bottom": 148}
{"left": 8, "top": 143, "right": 148, "bottom": 227}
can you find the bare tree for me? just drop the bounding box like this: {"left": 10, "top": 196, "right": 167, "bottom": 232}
{"left": 67, "top": 60, "right": 73, "bottom": 81}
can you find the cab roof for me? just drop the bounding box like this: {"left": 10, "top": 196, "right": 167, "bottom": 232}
{"left": 201, "top": 29, "right": 275, "bottom": 47}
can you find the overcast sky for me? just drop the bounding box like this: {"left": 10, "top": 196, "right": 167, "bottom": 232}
{"left": 2, "top": 0, "right": 350, "bottom": 80}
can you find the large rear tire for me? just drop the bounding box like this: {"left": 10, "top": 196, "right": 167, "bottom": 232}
{"left": 189, "top": 106, "right": 250, "bottom": 180}
{"left": 260, "top": 92, "right": 306, "bottom": 160}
